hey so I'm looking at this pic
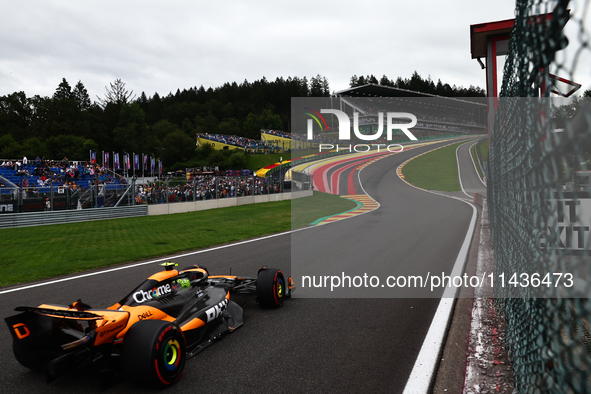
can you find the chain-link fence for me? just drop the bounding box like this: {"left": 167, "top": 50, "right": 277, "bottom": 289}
{"left": 488, "top": 0, "right": 591, "bottom": 392}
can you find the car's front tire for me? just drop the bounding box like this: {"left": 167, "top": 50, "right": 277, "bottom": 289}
{"left": 257, "top": 268, "right": 286, "bottom": 308}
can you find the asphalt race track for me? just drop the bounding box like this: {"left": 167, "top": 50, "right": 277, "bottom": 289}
{"left": 0, "top": 138, "right": 477, "bottom": 393}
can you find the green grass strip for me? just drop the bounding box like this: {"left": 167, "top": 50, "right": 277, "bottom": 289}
{"left": 401, "top": 141, "right": 466, "bottom": 192}
{"left": 470, "top": 142, "right": 485, "bottom": 180}
{"left": 0, "top": 192, "right": 356, "bottom": 287}
{"left": 479, "top": 139, "right": 489, "bottom": 163}
{"left": 292, "top": 191, "right": 358, "bottom": 228}
{"left": 309, "top": 198, "right": 363, "bottom": 225}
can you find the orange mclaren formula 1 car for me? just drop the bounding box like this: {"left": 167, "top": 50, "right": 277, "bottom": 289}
{"left": 5, "top": 262, "right": 294, "bottom": 387}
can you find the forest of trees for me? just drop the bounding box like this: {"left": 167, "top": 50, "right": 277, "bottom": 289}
{"left": 0, "top": 72, "right": 484, "bottom": 170}
{"left": 349, "top": 71, "right": 486, "bottom": 97}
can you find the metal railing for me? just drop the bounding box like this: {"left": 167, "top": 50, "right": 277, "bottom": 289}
{"left": 0, "top": 205, "right": 148, "bottom": 229}
{"left": 0, "top": 182, "right": 132, "bottom": 213}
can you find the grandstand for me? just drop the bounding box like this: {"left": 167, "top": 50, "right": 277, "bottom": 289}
{"left": 334, "top": 84, "right": 487, "bottom": 138}
{"left": 261, "top": 129, "right": 326, "bottom": 151}
{"left": 0, "top": 159, "right": 129, "bottom": 212}
{"left": 197, "top": 133, "right": 282, "bottom": 153}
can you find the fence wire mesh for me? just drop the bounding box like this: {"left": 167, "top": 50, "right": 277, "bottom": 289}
{"left": 489, "top": 0, "right": 591, "bottom": 392}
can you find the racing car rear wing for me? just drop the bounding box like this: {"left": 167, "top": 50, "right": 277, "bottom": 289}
{"left": 14, "top": 306, "right": 103, "bottom": 320}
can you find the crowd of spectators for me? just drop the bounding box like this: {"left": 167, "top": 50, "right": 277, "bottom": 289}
{"left": 136, "top": 175, "right": 282, "bottom": 204}
{"left": 198, "top": 133, "right": 281, "bottom": 152}
{"left": 261, "top": 129, "right": 291, "bottom": 138}
{"left": 1, "top": 155, "right": 127, "bottom": 201}
{"left": 198, "top": 129, "right": 340, "bottom": 153}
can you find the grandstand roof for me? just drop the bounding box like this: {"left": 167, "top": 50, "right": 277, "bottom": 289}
{"left": 336, "top": 84, "right": 433, "bottom": 99}
{"left": 336, "top": 83, "right": 486, "bottom": 109}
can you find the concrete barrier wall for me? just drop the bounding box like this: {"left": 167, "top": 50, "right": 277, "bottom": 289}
{"left": 474, "top": 192, "right": 486, "bottom": 207}
{"left": 147, "top": 190, "right": 312, "bottom": 216}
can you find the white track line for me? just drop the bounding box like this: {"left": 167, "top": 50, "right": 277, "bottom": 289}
{"left": 468, "top": 140, "right": 487, "bottom": 186}
{"left": 457, "top": 141, "right": 474, "bottom": 199}
{"left": 402, "top": 200, "right": 477, "bottom": 394}
{"left": 398, "top": 140, "right": 478, "bottom": 394}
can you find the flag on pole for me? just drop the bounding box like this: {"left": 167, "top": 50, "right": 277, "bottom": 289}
{"left": 125, "top": 154, "right": 131, "bottom": 170}
{"left": 134, "top": 154, "right": 139, "bottom": 170}
{"left": 114, "top": 153, "right": 120, "bottom": 170}
{"left": 158, "top": 160, "right": 162, "bottom": 175}
{"left": 104, "top": 152, "right": 110, "bottom": 169}
{"left": 144, "top": 154, "right": 148, "bottom": 171}
{"left": 151, "top": 157, "right": 155, "bottom": 173}
{"left": 90, "top": 151, "right": 96, "bottom": 164}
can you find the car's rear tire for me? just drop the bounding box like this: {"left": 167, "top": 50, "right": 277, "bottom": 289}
{"left": 121, "top": 320, "right": 186, "bottom": 387}
{"left": 257, "top": 268, "right": 285, "bottom": 308}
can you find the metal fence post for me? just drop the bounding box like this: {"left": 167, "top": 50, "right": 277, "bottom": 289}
{"left": 166, "top": 178, "right": 169, "bottom": 204}
{"left": 16, "top": 188, "right": 22, "bottom": 213}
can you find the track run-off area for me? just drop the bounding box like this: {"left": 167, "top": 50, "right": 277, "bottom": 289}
{"left": 0, "top": 137, "right": 481, "bottom": 393}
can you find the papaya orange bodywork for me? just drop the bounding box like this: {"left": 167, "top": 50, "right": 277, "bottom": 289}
{"left": 180, "top": 317, "right": 206, "bottom": 331}
{"left": 148, "top": 269, "right": 180, "bottom": 281}
{"left": 93, "top": 310, "right": 131, "bottom": 346}
{"left": 114, "top": 305, "right": 175, "bottom": 340}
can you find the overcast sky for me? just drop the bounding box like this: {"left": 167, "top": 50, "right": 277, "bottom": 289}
{"left": 2, "top": 0, "right": 584, "bottom": 101}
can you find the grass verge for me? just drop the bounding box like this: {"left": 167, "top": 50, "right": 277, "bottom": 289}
{"left": 247, "top": 153, "right": 288, "bottom": 171}
{"left": 401, "top": 141, "right": 466, "bottom": 192}
{"left": 470, "top": 143, "right": 485, "bottom": 180}
{"left": 479, "top": 139, "right": 489, "bottom": 163}
{"left": 292, "top": 191, "right": 357, "bottom": 228}
{"left": 0, "top": 192, "right": 356, "bottom": 287}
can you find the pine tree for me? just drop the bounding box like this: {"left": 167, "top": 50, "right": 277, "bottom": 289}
{"left": 53, "top": 78, "right": 72, "bottom": 100}
{"left": 72, "top": 80, "right": 91, "bottom": 110}
{"left": 96, "top": 78, "right": 136, "bottom": 108}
